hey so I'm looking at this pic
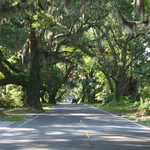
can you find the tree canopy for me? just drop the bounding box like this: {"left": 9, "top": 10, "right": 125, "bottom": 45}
{"left": 0, "top": 0, "right": 150, "bottom": 111}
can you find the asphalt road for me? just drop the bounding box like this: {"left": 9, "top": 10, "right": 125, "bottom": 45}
{"left": 0, "top": 104, "right": 150, "bottom": 150}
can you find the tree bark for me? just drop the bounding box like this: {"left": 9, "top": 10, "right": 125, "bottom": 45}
{"left": 135, "top": 0, "right": 145, "bottom": 20}
{"left": 25, "top": 29, "right": 42, "bottom": 111}
{"left": 114, "top": 80, "right": 124, "bottom": 101}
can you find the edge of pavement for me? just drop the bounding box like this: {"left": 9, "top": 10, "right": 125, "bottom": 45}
{"left": 0, "top": 114, "right": 39, "bottom": 128}
{"left": 83, "top": 104, "right": 150, "bottom": 130}
{"left": 0, "top": 106, "right": 56, "bottom": 128}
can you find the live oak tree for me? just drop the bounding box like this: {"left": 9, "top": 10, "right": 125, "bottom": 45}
{"left": 79, "top": 0, "right": 150, "bottom": 101}
{"left": 0, "top": 0, "right": 149, "bottom": 108}
{"left": 0, "top": 0, "right": 103, "bottom": 109}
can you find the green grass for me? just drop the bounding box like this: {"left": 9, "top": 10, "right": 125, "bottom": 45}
{"left": 4, "top": 104, "right": 55, "bottom": 113}
{"left": 0, "top": 104, "right": 55, "bottom": 122}
{"left": 0, "top": 107, "right": 39, "bottom": 122}
{"left": 139, "top": 120, "right": 150, "bottom": 126}
{"left": 43, "top": 103, "right": 56, "bottom": 110}
{"left": 4, "top": 116, "right": 25, "bottom": 121}
{"left": 5, "top": 107, "right": 42, "bottom": 114}
{"left": 0, "top": 111, "right": 24, "bottom": 121}
{"left": 89, "top": 101, "right": 137, "bottom": 115}
{"left": 0, "top": 102, "right": 56, "bottom": 113}
{"left": 121, "top": 113, "right": 137, "bottom": 120}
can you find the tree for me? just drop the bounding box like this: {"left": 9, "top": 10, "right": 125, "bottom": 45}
{"left": 79, "top": 0, "right": 149, "bottom": 101}
{"left": 0, "top": 0, "right": 100, "bottom": 109}
{"left": 1, "top": 0, "right": 149, "bottom": 108}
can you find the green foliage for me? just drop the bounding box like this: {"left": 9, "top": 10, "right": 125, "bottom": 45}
{"left": 139, "top": 120, "right": 150, "bottom": 127}
{"left": 145, "top": 0, "right": 150, "bottom": 14}
{"left": 114, "top": 0, "right": 134, "bottom": 18}
{"left": 99, "top": 93, "right": 113, "bottom": 103}
{"left": 0, "top": 0, "right": 149, "bottom": 111}
{"left": 138, "top": 98, "right": 150, "bottom": 115}
{"left": 0, "top": 111, "right": 24, "bottom": 121}
{"left": 0, "top": 25, "right": 27, "bottom": 51}
{"left": 0, "top": 85, "right": 23, "bottom": 107}
{"left": 0, "top": 72, "right": 5, "bottom": 79}
{"left": 42, "top": 103, "right": 55, "bottom": 110}
{"left": 0, "top": 109, "right": 25, "bottom": 121}
{"left": 4, "top": 115, "right": 24, "bottom": 121}
{"left": 42, "top": 65, "right": 64, "bottom": 89}
{"left": 140, "top": 86, "right": 150, "bottom": 99}
{"left": 32, "top": 12, "right": 60, "bottom": 30}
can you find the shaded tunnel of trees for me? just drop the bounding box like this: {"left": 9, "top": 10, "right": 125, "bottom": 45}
{"left": 0, "top": 0, "right": 150, "bottom": 111}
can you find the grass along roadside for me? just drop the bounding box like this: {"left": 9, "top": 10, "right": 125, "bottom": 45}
{"left": 0, "top": 104, "right": 55, "bottom": 122}
{"left": 0, "top": 111, "right": 25, "bottom": 121}
{"left": 43, "top": 103, "right": 56, "bottom": 110}
{"left": 2, "top": 104, "right": 55, "bottom": 114}
{"left": 0, "top": 107, "right": 41, "bottom": 122}
{"left": 87, "top": 102, "right": 150, "bottom": 127}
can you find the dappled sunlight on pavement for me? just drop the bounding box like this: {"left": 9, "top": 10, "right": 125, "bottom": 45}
{"left": 0, "top": 104, "right": 150, "bottom": 150}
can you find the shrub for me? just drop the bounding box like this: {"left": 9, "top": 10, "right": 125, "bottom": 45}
{"left": 138, "top": 87, "right": 150, "bottom": 115}
{"left": 138, "top": 98, "right": 150, "bottom": 115}
{"left": 140, "top": 86, "right": 150, "bottom": 99}
{"left": 0, "top": 85, "right": 23, "bottom": 108}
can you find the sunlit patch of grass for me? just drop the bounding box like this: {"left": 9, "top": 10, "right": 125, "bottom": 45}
{"left": 121, "top": 113, "right": 137, "bottom": 120}
{"left": 0, "top": 111, "right": 24, "bottom": 121}
{"left": 89, "top": 101, "right": 137, "bottom": 115}
{"left": 3, "top": 104, "right": 56, "bottom": 112}
{"left": 139, "top": 120, "right": 150, "bottom": 126}
{"left": 4, "top": 116, "right": 25, "bottom": 121}
{"left": 5, "top": 107, "right": 41, "bottom": 114}
{"left": 1, "top": 103, "right": 56, "bottom": 113}
{"left": 43, "top": 103, "right": 55, "bottom": 110}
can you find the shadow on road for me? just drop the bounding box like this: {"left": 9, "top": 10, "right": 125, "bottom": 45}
{"left": 0, "top": 104, "right": 150, "bottom": 150}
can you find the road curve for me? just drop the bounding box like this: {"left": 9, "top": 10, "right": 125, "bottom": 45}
{"left": 0, "top": 104, "right": 150, "bottom": 150}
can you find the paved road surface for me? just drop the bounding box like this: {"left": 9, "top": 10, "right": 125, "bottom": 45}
{"left": 0, "top": 104, "right": 150, "bottom": 150}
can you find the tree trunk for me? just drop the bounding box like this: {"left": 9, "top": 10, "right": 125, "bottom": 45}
{"left": 105, "top": 75, "right": 114, "bottom": 94}
{"left": 102, "top": 71, "right": 114, "bottom": 94}
{"left": 135, "top": 0, "right": 144, "bottom": 20}
{"left": 26, "top": 30, "right": 42, "bottom": 111}
{"left": 114, "top": 81, "right": 124, "bottom": 101}
{"left": 113, "top": 76, "right": 131, "bottom": 101}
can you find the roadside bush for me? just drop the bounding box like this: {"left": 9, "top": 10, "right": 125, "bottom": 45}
{"left": 0, "top": 85, "right": 23, "bottom": 108}
{"left": 96, "top": 89, "right": 113, "bottom": 104}
{"left": 138, "top": 87, "right": 150, "bottom": 115}
{"left": 132, "top": 101, "right": 140, "bottom": 109}
{"left": 138, "top": 98, "right": 150, "bottom": 115}
{"left": 140, "top": 86, "right": 150, "bottom": 99}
